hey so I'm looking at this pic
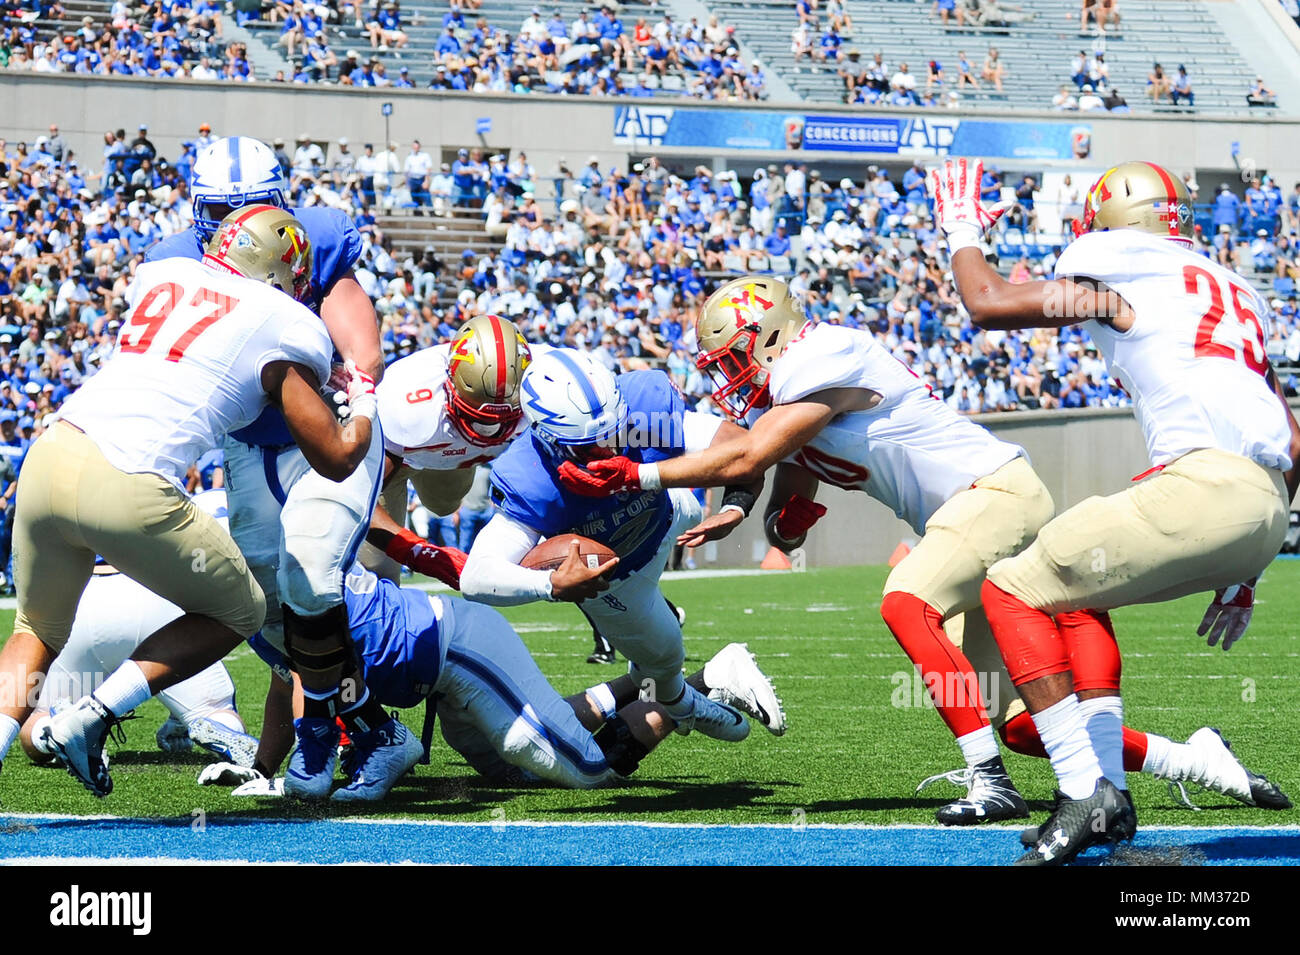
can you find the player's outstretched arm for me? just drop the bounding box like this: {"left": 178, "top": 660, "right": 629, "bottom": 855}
{"left": 319, "top": 271, "right": 385, "bottom": 383}
{"left": 676, "top": 417, "right": 767, "bottom": 546}
{"left": 264, "top": 360, "right": 373, "bottom": 481}
{"left": 560, "top": 388, "right": 869, "bottom": 496}
{"left": 366, "top": 501, "right": 467, "bottom": 589}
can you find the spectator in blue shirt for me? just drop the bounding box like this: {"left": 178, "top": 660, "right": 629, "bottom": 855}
{"left": 1212, "top": 184, "right": 1241, "bottom": 233}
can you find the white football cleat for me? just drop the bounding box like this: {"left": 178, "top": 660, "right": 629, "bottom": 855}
{"left": 665, "top": 685, "right": 749, "bottom": 742}
{"left": 155, "top": 716, "right": 192, "bottom": 754}
{"left": 188, "top": 716, "right": 259, "bottom": 768}
{"left": 704, "top": 642, "right": 787, "bottom": 736}
{"left": 1160, "top": 727, "right": 1292, "bottom": 809}
{"left": 42, "top": 695, "right": 116, "bottom": 798}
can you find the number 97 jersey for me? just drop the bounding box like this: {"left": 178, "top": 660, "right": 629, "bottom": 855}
{"left": 1055, "top": 230, "right": 1292, "bottom": 471}
{"left": 58, "top": 257, "right": 334, "bottom": 490}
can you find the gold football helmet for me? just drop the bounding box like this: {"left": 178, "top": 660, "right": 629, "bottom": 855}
{"left": 695, "top": 276, "right": 809, "bottom": 419}
{"left": 202, "top": 205, "right": 313, "bottom": 301}
{"left": 1076, "top": 161, "right": 1194, "bottom": 246}
{"left": 446, "top": 314, "right": 532, "bottom": 446}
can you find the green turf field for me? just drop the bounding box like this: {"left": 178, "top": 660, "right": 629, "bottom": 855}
{"left": 1, "top": 562, "right": 1297, "bottom": 826}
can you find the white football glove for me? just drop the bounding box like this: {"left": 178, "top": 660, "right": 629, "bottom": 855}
{"left": 929, "top": 157, "right": 1013, "bottom": 253}
{"left": 232, "top": 775, "right": 284, "bottom": 798}
{"left": 197, "top": 761, "right": 262, "bottom": 787}
{"left": 156, "top": 716, "right": 192, "bottom": 754}
{"left": 1197, "top": 578, "right": 1256, "bottom": 651}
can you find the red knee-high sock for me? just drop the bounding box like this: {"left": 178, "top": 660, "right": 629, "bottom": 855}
{"left": 980, "top": 580, "right": 1071, "bottom": 688}
{"left": 1055, "top": 610, "right": 1121, "bottom": 694}
{"left": 880, "top": 591, "right": 990, "bottom": 738}
{"left": 1001, "top": 709, "right": 1149, "bottom": 771}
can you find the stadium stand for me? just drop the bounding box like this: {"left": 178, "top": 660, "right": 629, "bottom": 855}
{"left": 710, "top": 0, "right": 1274, "bottom": 112}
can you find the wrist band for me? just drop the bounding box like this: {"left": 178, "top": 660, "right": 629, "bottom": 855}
{"left": 944, "top": 223, "right": 984, "bottom": 255}
{"left": 638, "top": 462, "right": 662, "bottom": 490}
{"left": 721, "top": 486, "right": 757, "bottom": 517}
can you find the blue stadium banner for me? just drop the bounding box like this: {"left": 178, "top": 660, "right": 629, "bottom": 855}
{"left": 476, "top": 117, "right": 492, "bottom": 135}
{"left": 613, "top": 106, "right": 787, "bottom": 150}
{"left": 613, "top": 106, "right": 1089, "bottom": 160}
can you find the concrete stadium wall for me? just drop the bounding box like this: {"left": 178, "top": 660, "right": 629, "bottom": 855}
{"left": 703, "top": 406, "right": 1153, "bottom": 571}
{"left": 4, "top": 74, "right": 1298, "bottom": 187}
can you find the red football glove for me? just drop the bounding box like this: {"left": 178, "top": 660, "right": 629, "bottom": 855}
{"left": 774, "top": 495, "right": 828, "bottom": 542}
{"left": 1197, "top": 577, "right": 1256, "bottom": 651}
{"left": 384, "top": 528, "right": 468, "bottom": 590}
{"left": 557, "top": 457, "right": 642, "bottom": 497}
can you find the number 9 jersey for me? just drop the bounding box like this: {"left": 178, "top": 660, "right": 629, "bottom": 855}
{"left": 1055, "top": 230, "right": 1291, "bottom": 471}
{"left": 58, "top": 257, "right": 334, "bottom": 491}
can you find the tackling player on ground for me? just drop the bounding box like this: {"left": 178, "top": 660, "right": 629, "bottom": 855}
{"left": 934, "top": 157, "right": 1300, "bottom": 864}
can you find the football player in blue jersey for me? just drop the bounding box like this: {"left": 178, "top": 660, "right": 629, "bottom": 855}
{"left": 202, "top": 565, "right": 774, "bottom": 798}
{"left": 458, "top": 349, "right": 786, "bottom": 740}
{"left": 144, "top": 137, "right": 399, "bottom": 801}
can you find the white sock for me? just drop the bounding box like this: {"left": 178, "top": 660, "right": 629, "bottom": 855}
{"left": 1077, "top": 695, "right": 1126, "bottom": 791}
{"left": 92, "top": 660, "right": 153, "bottom": 717}
{"left": 1141, "top": 732, "right": 1176, "bottom": 777}
{"left": 586, "top": 682, "right": 618, "bottom": 720}
{"left": 0, "top": 713, "right": 19, "bottom": 762}
{"left": 956, "top": 725, "right": 999, "bottom": 768}
{"left": 1031, "top": 694, "right": 1104, "bottom": 800}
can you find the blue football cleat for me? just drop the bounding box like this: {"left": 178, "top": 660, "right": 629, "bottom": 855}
{"left": 331, "top": 717, "right": 423, "bottom": 803}
{"left": 284, "top": 717, "right": 340, "bottom": 800}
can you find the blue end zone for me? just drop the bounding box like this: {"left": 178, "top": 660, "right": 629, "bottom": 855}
{"left": 2, "top": 817, "right": 1297, "bottom": 865}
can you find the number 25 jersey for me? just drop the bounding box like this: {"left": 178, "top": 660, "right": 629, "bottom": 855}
{"left": 1055, "top": 230, "right": 1291, "bottom": 470}
{"left": 59, "top": 257, "right": 334, "bottom": 490}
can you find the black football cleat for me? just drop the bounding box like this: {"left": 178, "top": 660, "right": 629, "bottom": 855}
{"left": 587, "top": 631, "right": 616, "bottom": 665}
{"left": 917, "top": 756, "right": 1031, "bottom": 825}
{"left": 1015, "top": 778, "right": 1136, "bottom": 865}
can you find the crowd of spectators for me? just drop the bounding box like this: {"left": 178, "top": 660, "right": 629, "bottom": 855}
{"left": 5, "top": 122, "right": 1300, "bottom": 587}
{"left": 0, "top": 0, "right": 771, "bottom": 101}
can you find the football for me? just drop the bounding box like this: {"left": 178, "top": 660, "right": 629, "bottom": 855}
{"left": 521, "top": 534, "right": 617, "bottom": 572}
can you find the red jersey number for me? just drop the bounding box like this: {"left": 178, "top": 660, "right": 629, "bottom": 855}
{"left": 119, "top": 282, "right": 239, "bottom": 362}
{"left": 1184, "top": 265, "right": 1267, "bottom": 376}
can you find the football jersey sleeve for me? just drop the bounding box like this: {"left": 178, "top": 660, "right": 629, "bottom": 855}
{"left": 143, "top": 229, "right": 203, "bottom": 264}
{"left": 1052, "top": 231, "right": 1138, "bottom": 285}
{"left": 489, "top": 440, "right": 567, "bottom": 536}
{"left": 618, "top": 369, "right": 686, "bottom": 461}
{"left": 257, "top": 308, "right": 334, "bottom": 391}
{"left": 771, "top": 325, "right": 869, "bottom": 404}
{"left": 296, "top": 207, "right": 363, "bottom": 295}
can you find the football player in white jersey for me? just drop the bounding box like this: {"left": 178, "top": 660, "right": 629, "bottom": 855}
{"left": 934, "top": 157, "right": 1300, "bottom": 864}
{"left": 0, "top": 206, "right": 375, "bottom": 798}
{"left": 19, "top": 489, "right": 258, "bottom": 768}
{"left": 556, "top": 274, "right": 1289, "bottom": 825}
{"left": 360, "top": 314, "right": 538, "bottom": 587}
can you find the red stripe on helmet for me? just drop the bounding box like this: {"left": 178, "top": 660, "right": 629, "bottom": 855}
{"left": 487, "top": 314, "right": 508, "bottom": 399}
{"left": 1143, "top": 162, "right": 1181, "bottom": 237}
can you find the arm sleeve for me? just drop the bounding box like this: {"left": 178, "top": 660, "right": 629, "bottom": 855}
{"left": 459, "top": 512, "right": 555, "bottom": 606}
{"left": 256, "top": 313, "right": 334, "bottom": 390}
{"left": 682, "top": 410, "right": 724, "bottom": 453}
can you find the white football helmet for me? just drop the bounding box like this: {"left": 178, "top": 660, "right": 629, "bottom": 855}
{"left": 521, "top": 349, "right": 627, "bottom": 460}
{"left": 191, "top": 136, "right": 289, "bottom": 241}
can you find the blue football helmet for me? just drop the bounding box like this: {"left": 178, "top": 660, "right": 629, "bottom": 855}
{"left": 191, "top": 136, "right": 289, "bottom": 241}
{"left": 520, "top": 349, "right": 627, "bottom": 463}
